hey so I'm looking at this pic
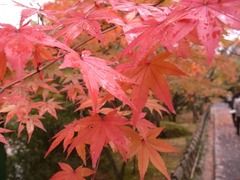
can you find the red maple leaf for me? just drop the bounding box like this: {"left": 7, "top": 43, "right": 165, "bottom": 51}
{"left": 162, "top": 0, "right": 237, "bottom": 62}
{"left": 56, "top": 5, "right": 121, "bottom": 44}
{"left": 68, "top": 111, "right": 129, "bottom": 167}
{"left": 130, "top": 112, "right": 156, "bottom": 137}
{"left": 0, "top": 22, "right": 72, "bottom": 76}
{"left": 0, "top": 89, "right": 32, "bottom": 125}
{"left": 111, "top": 1, "right": 167, "bottom": 20}
{"left": 45, "top": 120, "right": 81, "bottom": 156}
{"left": 45, "top": 119, "right": 87, "bottom": 164}
{"left": 60, "top": 50, "right": 133, "bottom": 111}
{"left": 51, "top": 163, "right": 94, "bottom": 180}
{"left": 123, "top": 0, "right": 240, "bottom": 63}
{"left": 32, "top": 45, "right": 57, "bottom": 69}
{"left": 47, "top": 111, "right": 130, "bottom": 167}
{"left": 0, "top": 88, "right": 47, "bottom": 141}
{"left": 120, "top": 52, "right": 185, "bottom": 112}
{"left": 120, "top": 19, "right": 162, "bottom": 63}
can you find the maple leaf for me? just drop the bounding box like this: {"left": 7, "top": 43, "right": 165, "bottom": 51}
{"left": 77, "top": 97, "right": 107, "bottom": 111}
{"left": 67, "top": 111, "right": 129, "bottom": 167}
{"left": 0, "top": 23, "right": 72, "bottom": 76}
{"left": 120, "top": 52, "right": 185, "bottom": 112}
{"left": 61, "top": 83, "right": 85, "bottom": 102}
{"left": 33, "top": 99, "right": 63, "bottom": 119}
{"left": 122, "top": 19, "right": 194, "bottom": 63}
{"left": 77, "top": 93, "right": 114, "bottom": 113}
{"left": 32, "top": 45, "right": 56, "bottom": 69}
{"left": 145, "top": 97, "right": 169, "bottom": 117}
{"left": 51, "top": 163, "right": 94, "bottom": 180}
{"left": 45, "top": 120, "right": 84, "bottom": 160}
{"left": 0, "top": 89, "right": 32, "bottom": 125}
{"left": 0, "top": 122, "right": 13, "bottom": 145}
{"left": 130, "top": 112, "right": 156, "bottom": 137}
{"left": 120, "top": 4, "right": 171, "bottom": 44}
{"left": 121, "top": 0, "right": 240, "bottom": 63}
{"left": 111, "top": 1, "right": 166, "bottom": 20}
{"left": 0, "top": 88, "right": 46, "bottom": 142}
{"left": 46, "top": 111, "right": 129, "bottom": 167}
{"left": 163, "top": 0, "right": 226, "bottom": 62}
{"left": 13, "top": 0, "right": 58, "bottom": 25}
{"left": 126, "top": 128, "right": 176, "bottom": 180}
{"left": 26, "top": 78, "right": 59, "bottom": 95}
{"left": 18, "top": 115, "right": 46, "bottom": 142}
{"left": 120, "top": 19, "right": 163, "bottom": 63}
{"left": 60, "top": 51, "right": 133, "bottom": 111}
{"left": 45, "top": 120, "right": 86, "bottom": 166}
{"left": 56, "top": 6, "right": 121, "bottom": 44}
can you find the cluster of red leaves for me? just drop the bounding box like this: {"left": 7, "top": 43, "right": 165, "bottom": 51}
{"left": 50, "top": 162, "right": 94, "bottom": 180}
{"left": 0, "top": 0, "right": 239, "bottom": 179}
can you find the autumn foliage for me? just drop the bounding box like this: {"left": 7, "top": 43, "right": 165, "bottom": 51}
{"left": 0, "top": 0, "right": 240, "bottom": 179}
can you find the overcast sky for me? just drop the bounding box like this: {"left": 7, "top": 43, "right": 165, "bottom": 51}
{"left": 0, "top": 0, "right": 52, "bottom": 27}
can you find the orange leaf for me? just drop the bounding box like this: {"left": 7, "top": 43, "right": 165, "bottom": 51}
{"left": 127, "top": 127, "right": 176, "bottom": 180}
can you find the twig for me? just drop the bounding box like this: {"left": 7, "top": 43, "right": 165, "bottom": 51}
{"left": 72, "top": 25, "right": 117, "bottom": 50}
{"left": 0, "top": 59, "right": 58, "bottom": 94}
{"left": 0, "top": 25, "right": 118, "bottom": 94}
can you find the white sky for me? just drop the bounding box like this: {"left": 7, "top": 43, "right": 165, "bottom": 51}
{"left": 0, "top": 0, "right": 53, "bottom": 27}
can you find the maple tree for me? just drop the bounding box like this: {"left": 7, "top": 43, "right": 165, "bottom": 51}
{"left": 0, "top": 0, "right": 240, "bottom": 179}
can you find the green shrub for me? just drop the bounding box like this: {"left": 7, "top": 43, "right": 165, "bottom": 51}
{"left": 160, "top": 122, "right": 193, "bottom": 138}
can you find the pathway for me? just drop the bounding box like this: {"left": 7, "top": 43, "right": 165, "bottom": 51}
{"left": 211, "top": 103, "right": 240, "bottom": 180}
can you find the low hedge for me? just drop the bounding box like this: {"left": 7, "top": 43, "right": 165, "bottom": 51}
{"left": 160, "top": 121, "right": 193, "bottom": 138}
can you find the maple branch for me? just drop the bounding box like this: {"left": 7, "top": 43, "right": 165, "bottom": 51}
{"left": 0, "top": 25, "right": 118, "bottom": 94}
{"left": 0, "top": 59, "right": 58, "bottom": 94}
{"left": 0, "top": 0, "right": 165, "bottom": 94}
{"left": 72, "top": 25, "right": 117, "bottom": 50}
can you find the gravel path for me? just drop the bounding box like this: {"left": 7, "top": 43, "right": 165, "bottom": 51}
{"left": 211, "top": 103, "right": 240, "bottom": 180}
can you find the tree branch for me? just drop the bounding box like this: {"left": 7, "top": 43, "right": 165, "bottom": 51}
{"left": 0, "top": 25, "right": 117, "bottom": 94}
